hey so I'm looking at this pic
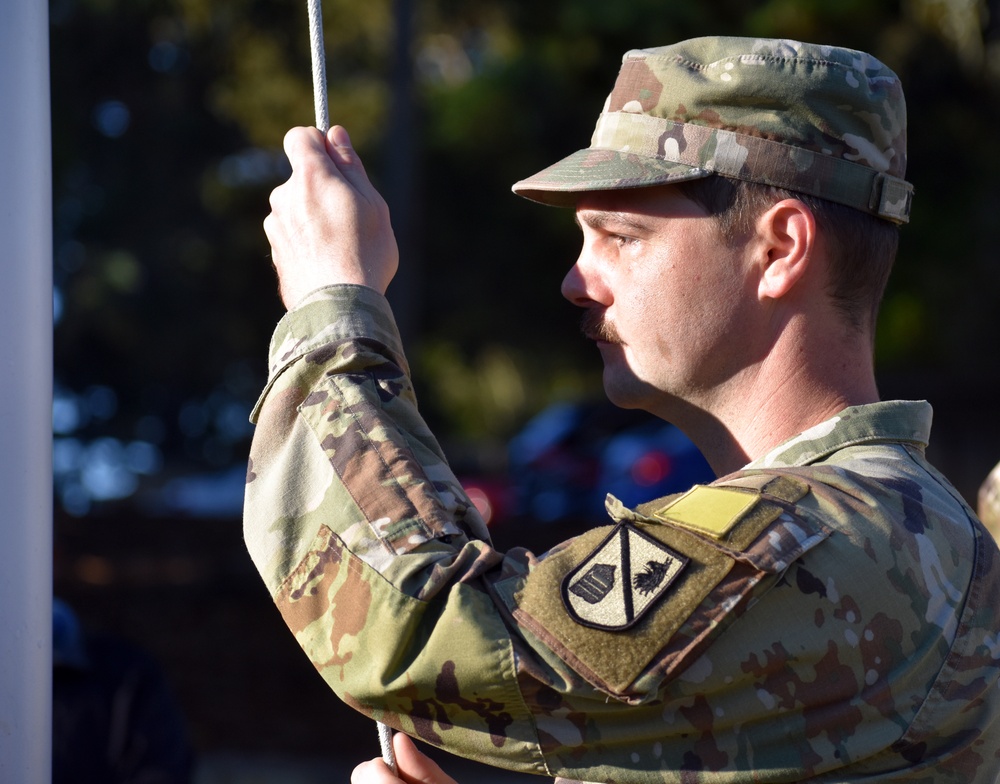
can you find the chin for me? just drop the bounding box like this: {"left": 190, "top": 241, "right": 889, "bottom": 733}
{"left": 602, "top": 371, "right": 656, "bottom": 412}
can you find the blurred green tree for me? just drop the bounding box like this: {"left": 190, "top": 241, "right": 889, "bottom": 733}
{"left": 49, "top": 0, "right": 1000, "bottom": 512}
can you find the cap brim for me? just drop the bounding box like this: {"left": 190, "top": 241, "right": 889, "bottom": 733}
{"left": 511, "top": 148, "right": 713, "bottom": 207}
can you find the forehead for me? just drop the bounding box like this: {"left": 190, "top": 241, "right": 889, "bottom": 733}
{"left": 574, "top": 184, "right": 708, "bottom": 226}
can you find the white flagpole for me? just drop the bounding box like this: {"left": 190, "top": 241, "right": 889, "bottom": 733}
{"left": 0, "top": 0, "right": 54, "bottom": 780}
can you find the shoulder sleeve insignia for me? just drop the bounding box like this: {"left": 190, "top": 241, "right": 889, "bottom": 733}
{"left": 500, "top": 473, "right": 821, "bottom": 700}
{"left": 562, "top": 523, "right": 688, "bottom": 631}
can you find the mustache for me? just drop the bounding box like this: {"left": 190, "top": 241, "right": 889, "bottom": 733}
{"left": 580, "top": 309, "right": 622, "bottom": 344}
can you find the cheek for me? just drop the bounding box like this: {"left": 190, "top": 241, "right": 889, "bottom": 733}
{"left": 631, "top": 261, "right": 691, "bottom": 321}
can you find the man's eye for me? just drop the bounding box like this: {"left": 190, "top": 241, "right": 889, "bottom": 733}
{"left": 612, "top": 234, "right": 637, "bottom": 248}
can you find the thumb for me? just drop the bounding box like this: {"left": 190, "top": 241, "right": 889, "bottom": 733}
{"left": 326, "top": 125, "right": 373, "bottom": 188}
{"left": 393, "top": 733, "right": 459, "bottom": 784}
{"left": 328, "top": 123, "right": 353, "bottom": 150}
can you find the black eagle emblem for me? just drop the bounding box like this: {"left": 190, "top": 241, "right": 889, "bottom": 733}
{"left": 633, "top": 560, "right": 672, "bottom": 596}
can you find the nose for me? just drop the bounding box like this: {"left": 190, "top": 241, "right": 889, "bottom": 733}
{"left": 560, "top": 260, "right": 587, "bottom": 306}
{"left": 561, "top": 250, "right": 608, "bottom": 308}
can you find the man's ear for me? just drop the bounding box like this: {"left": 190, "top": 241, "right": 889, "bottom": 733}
{"left": 755, "top": 199, "right": 817, "bottom": 302}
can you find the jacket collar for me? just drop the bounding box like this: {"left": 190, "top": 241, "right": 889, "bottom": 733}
{"left": 745, "top": 400, "right": 932, "bottom": 469}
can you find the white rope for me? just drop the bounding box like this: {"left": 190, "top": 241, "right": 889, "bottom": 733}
{"left": 378, "top": 719, "right": 398, "bottom": 775}
{"left": 306, "top": 0, "right": 329, "bottom": 132}
{"left": 304, "top": 1, "right": 396, "bottom": 773}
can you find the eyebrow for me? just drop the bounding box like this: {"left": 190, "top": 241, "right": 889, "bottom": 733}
{"left": 574, "top": 209, "right": 653, "bottom": 235}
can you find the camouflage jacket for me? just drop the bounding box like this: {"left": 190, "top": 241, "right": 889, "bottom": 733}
{"left": 244, "top": 285, "right": 1000, "bottom": 783}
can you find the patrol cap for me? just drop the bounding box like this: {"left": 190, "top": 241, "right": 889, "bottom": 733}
{"left": 512, "top": 37, "right": 913, "bottom": 224}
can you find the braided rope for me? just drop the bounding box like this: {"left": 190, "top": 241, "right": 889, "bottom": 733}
{"left": 377, "top": 719, "right": 398, "bottom": 775}
{"left": 306, "top": 0, "right": 329, "bottom": 132}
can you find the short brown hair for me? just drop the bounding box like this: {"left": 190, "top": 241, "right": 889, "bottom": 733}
{"left": 678, "top": 177, "right": 900, "bottom": 334}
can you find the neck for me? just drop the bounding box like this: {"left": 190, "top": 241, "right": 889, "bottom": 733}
{"left": 654, "top": 326, "right": 879, "bottom": 477}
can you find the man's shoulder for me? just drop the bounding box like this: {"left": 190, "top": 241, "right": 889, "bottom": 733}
{"left": 728, "top": 447, "right": 975, "bottom": 540}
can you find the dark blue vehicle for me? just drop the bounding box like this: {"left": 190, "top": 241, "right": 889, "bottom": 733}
{"left": 507, "top": 400, "right": 714, "bottom": 524}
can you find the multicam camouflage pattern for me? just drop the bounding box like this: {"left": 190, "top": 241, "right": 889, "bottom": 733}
{"left": 980, "top": 460, "right": 1000, "bottom": 539}
{"left": 512, "top": 38, "right": 913, "bottom": 224}
{"left": 244, "top": 285, "right": 1000, "bottom": 783}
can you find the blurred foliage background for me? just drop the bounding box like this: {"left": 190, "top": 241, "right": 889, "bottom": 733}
{"left": 47, "top": 0, "right": 1000, "bottom": 774}
{"left": 50, "top": 0, "right": 1000, "bottom": 514}
{"left": 50, "top": 0, "right": 1000, "bottom": 518}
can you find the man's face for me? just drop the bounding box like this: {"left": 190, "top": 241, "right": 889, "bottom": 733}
{"left": 562, "top": 185, "right": 759, "bottom": 420}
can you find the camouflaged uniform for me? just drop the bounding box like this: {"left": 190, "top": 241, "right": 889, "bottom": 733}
{"left": 244, "top": 285, "right": 1000, "bottom": 783}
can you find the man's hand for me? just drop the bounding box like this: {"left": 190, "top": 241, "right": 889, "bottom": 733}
{"left": 264, "top": 125, "right": 399, "bottom": 308}
{"left": 351, "top": 733, "right": 459, "bottom": 784}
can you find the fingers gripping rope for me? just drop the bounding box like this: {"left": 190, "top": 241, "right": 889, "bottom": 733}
{"left": 305, "top": 0, "right": 395, "bottom": 772}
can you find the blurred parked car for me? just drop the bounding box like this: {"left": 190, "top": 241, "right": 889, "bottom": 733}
{"left": 504, "top": 400, "right": 714, "bottom": 525}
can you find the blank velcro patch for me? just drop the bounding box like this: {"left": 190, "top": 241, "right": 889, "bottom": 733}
{"left": 562, "top": 524, "right": 688, "bottom": 631}
{"left": 653, "top": 485, "right": 757, "bottom": 539}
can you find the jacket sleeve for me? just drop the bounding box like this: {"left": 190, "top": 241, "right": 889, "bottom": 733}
{"left": 243, "top": 285, "right": 552, "bottom": 774}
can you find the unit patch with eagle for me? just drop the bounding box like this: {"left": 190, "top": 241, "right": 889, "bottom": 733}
{"left": 562, "top": 523, "right": 688, "bottom": 631}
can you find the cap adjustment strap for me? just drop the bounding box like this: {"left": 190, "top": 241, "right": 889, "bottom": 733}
{"left": 871, "top": 172, "right": 914, "bottom": 223}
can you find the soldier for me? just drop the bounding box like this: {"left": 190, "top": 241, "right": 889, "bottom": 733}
{"left": 247, "top": 37, "right": 1000, "bottom": 782}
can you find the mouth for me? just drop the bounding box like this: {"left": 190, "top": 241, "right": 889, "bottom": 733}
{"left": 580, "top": 309, "right": 622, "bottom": 345}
